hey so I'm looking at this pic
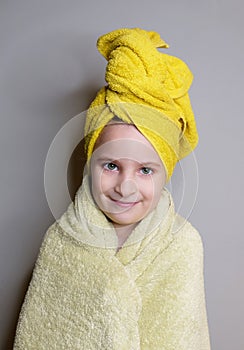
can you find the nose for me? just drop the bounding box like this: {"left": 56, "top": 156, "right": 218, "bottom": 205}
{"left": 114, "top": 177, "right": 138, "bottom": 198}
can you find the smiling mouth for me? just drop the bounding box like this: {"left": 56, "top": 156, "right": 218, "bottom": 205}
{"left": 110, "top": 199, "right": 140, "bottom": 208}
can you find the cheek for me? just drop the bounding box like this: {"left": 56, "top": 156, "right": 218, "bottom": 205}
{"left": 91, "top": 167, "right": 102, "bottom": 198}
{"left": 138, "top": 178, "right": 155, "bottom": 200}
{"left": 92, "top": 169, "right": 115, "bottom": 196}
{"left": 142, "top": 176, "right": 164, "bottom": 202}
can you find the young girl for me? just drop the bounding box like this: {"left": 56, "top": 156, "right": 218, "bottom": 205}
{"left": 14, "top": 28, "right": 211, "bottom": 349}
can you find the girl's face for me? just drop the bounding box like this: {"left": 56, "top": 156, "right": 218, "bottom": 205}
{"left": 90, "top": 123, "right": 166, "bottom": 228}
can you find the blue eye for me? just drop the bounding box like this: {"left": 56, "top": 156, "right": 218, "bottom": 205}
{"left": 103, "top": 162, "right": 118, "bottom": 171}
{"left": 140, "top": 167, "right": 153, "bottom": 175}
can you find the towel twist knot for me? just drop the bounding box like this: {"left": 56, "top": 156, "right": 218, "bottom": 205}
{"left": 85, "top": 28, "right": 199, "bottom": 180}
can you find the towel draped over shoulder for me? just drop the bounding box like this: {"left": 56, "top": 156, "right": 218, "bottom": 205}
{"left": 14, "top": 176, "right": 211, "bottom": 349}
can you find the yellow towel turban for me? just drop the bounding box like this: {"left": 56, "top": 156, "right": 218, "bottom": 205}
{"left": 84, "top": 28, "right": 198, "bottom": 181}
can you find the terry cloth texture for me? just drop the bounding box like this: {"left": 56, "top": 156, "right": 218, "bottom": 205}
{"left": 14, "top": 176, "right": 211, "bottom": 349}
{"left": 84, "top": 28, "right": 199, "bottom": 181}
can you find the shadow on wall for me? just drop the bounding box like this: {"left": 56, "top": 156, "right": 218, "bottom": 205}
{"left": 68, "top": 138, "right": 86, "bottom": 201}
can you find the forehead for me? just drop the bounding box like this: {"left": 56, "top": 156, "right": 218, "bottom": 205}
{"left": 95, "top": 123, "right": 150, "bottom": 144}
{"left": 92, "top": 124, "right": 162, "bottom": 164}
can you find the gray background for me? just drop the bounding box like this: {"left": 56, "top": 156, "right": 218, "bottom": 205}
{"left": 1, "top": 0, "right": 243, "bottom": 349}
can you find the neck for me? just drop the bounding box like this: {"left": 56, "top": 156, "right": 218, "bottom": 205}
{"left": 113, "top": 222, "right": 138, "bottom": 251}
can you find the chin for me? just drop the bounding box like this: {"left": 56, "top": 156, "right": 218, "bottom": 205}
{"left": 104, "top": 212, "right": 142, "bottom": 226}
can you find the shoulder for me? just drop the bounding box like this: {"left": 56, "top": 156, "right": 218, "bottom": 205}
{"left": 172, "top": 213, "right": 203, "bottom": 246}
{"left": 168, "top": 213, "right": 204, "bottom": 266}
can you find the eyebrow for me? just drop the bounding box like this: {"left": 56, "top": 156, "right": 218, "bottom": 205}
{"left": 141, "top": 162, "right": 162, "bottom": 168}
{"left": 94, "top": 157, "right": 115, "bottom": 162}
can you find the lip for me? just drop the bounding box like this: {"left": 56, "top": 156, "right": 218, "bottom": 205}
{"left": 110, "top": 198, "right": 140, "bottom": 208}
